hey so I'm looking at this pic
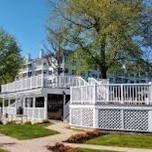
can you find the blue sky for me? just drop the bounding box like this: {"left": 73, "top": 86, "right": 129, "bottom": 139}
{"left": 0, "top": 0, "right": 49, "bottom": 58}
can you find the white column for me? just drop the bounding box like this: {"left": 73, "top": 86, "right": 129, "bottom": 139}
{"left": 23, "top": 97, "right": 25, "bottom": 116}
{"left": 121, "top": 84, "right": 124, "bottom": 104}
{"left": 2, "top": 98, "right": 5, "bottom": 115}
{"left": 149, "top": 82, "right": 152, "bottom": 105}
{"left": 15, "top": 97, "right": 17, "bottom": 115}
{"left": 63, "top": 92, "right": 66, "bottom": 121}
{"left": 69, "top": 106, "right": 72, "bottom": 126}
{"left": 8, "top": 98, "right": 10, "bottom": 118}
{"left": 93, "top": 85, "right": 96, "bottom": 104}
{"left": 44, "top": 94, "right": 47, "bottom": 120}
{"left": 93, "top": 107, "right": 98, "bottom": 128}
{"left": 32, "top": 97, "right": 36, "bottom": 122}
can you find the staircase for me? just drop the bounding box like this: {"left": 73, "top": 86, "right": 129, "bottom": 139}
{"left": 63, "top": 77, "right": 107, "bottom": 122}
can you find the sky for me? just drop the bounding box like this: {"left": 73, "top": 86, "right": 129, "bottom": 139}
{"left": 0, "top": 0, "right": 49, "bottom": 58}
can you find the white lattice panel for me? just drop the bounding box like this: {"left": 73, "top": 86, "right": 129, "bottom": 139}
{"left": 71, "top": 108, "right": 94, "bottom": 127}
{"left": 124, "top": 110, "right": 148, "bottom": 131}
{"left": 71, "top": 108, "right": 81, "bottom": 126}
{"left": 82, "top": 108, "right": 93, "bottom": 127}
{"left": 98, "top": 109, "right": 122, "bottom": 129}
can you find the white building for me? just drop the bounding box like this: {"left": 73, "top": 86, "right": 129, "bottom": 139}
{"left": 17, "top": 51, "right": 64, "bottom": 79}
{"left": 0, "top": 51, "right": 87, "bottom": 122}
{"left": 0, "top": 52, "right": 152, "bottom": 133}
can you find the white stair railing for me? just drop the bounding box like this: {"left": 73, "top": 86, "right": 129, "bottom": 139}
{"left": 47, "top": 75, "right": 88, "bottom": 88}
{"left": 1, "top": 75, "right": 43, "bottom": 93}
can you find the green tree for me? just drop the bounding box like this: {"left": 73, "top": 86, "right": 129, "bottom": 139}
{"left": 0, "top": 28, "right": 22, "bottom": 84}
{"left": 47, "top": 0, "right": 152, "bottom": 78}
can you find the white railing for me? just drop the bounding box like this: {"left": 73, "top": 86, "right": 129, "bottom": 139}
{"left": 24, "top": 107, "right": 45, "bottom": 121}
{"left": 1, "top": 75, "right": 88, "bottom": 93}
{"left": 47, "top": 75, "right": 88, "bottom": 88}
{"left": 2, "top": 107, "right": 16, "bottom": 115}
{"left": 71, "top": 85, "right": 96, "bottom": 104}
{"left": 71, "top": 83, "right": 152, "bottom": 105}
{"left": 97, "top": 83, "right": 152, "bottom": 104}
{"left": 88, "top": 78, "right": 109, "bottom": 85}
{"left": 1, "top": 75, "right": 44, "bottom": 93}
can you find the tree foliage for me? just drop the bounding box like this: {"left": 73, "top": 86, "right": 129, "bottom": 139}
{"left": 0, "top": 28, "right": 22, "bottom": 84}
{"left": 47, "top": 0, "right": 152, "bottom": 78}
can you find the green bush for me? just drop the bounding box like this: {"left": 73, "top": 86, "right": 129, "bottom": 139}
{"left": 65, "top": 130, "right": 104, "bottom": 143}
{"left": 42, "top": 119, "right": 50, "bottom": 123}
{"left": 47, "top": 143, "right": 78, "bottom": 152}
{"left": 24, "top": 121, "right": 32, "bottom": 125}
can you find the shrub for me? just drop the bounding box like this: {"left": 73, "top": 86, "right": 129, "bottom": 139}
{"left": 24, "top": 121, "right": 32, "bottom": 125}
{"left": 6, "top": 121, "right": 16, "bottom": 125}
{"left": 65, "top": 130, "right": 105, "bottom": 143}
{"left": 47, "top": 143, "right": 79, "bottom": 152}
{"left": 42, "top": 119, "right": 50, "bottom": 124}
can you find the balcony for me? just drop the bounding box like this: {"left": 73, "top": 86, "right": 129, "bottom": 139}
{"left": 0, "top": 75, "right": 87, "bottom": 93}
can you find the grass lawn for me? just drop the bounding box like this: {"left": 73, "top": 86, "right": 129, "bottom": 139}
{"left": 0, "top": 124, "right": 58, "bottom": 140}
{"left": 0, "top": 149, "right": 9, "bottom": 152}
{"left": 79, "top": 148, "right": 119, "bottom": 152}
{"left": 86, "top": 133, "right": 152, "bottom": 149}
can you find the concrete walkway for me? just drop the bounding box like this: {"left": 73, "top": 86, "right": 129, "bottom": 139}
{"left": 0, "top": 121, "right": 152, "bottom": 152}
{"left": 0, "top": 121, "right": 82, "bottom": 152}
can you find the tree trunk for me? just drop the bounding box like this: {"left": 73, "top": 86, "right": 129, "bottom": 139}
{"left": 100, "top": 66, "right": 107, "bottom": 79}
{"left": 99, "top": 36, "right": 107, "bottom": 79}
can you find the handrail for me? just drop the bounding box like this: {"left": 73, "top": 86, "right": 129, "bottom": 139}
{"left": 1, "top": 75, "right": 89, "bottom": 93}
{"left": 71, "top": 82, "right": 152, "bottom": 105}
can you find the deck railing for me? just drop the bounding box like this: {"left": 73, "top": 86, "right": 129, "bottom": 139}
{"left": 1, "top": 75, "right": 88, "bottom": 93}
{"left": 1, "top": 75, "right": 44, "bottom": 93}
{"left": 47, "top": 76, "right": 88, "bottom": 88}
{"left": 71, "top": 83, "right": 152, "bottom": 105}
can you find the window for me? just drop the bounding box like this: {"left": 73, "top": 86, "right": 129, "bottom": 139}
{"left": 28, "top": 64, "right": 32, "bottom": 69}
{"left": 65, "top": 68, "right": 69, "bottom": 73}
{"left": 49, "top": 71, "right": 52, "bottom": 75}
{"left": 43, "top": 70, "right": 47, "bottom": 74}
{"left": 10, "top": 99, "right": 15, "bottom": 105}
{"left": 43, "top": 62, "right": 47, "bottom": 66}
{"left": 25, "top": 98, "right": 33, "bottom": 107}
{"left": 72, "top": 70, "right": 76, "bottom": 75}
{"left": 4, "top": 100, "right": 8, "bottom": 107}
{"left": 28, "top": 72, "right": 32, "bottom": 77}
{"left": 36, "top": 70, "right": 42, "bottom": 75}
{"left": 35, "top": 97, "right": 44, "bottom": 107}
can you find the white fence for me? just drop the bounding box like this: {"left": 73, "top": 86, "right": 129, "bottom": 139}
{"left": 24, "top": 107, "right": 46, "bottom": 122}
{"left": 47, "top": 76, "right": 88, "bottom": 88}
{"left": 71, "top": 83, "right": 152, "bottom": 105}
{"left": 1, "top": 75, "right": 43, "bottom": 93}
{"left": 1, "top": 75, "right": 88, "bottom": 93}
{"left": 70, "top": 81, "right": 152, "bottom": 132}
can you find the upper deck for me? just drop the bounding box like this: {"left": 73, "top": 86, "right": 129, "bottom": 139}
{"left": 0, "top": 75, "right": 87, "bottom": 94}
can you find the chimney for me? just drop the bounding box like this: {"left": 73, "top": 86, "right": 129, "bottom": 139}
{"left": 26, "top": 53, "right": 31, "bottom": 61}
{"left": 39, "top": 50, "right": 44, "bottom": 58}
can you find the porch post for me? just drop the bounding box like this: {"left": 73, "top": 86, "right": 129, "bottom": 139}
{"left": 63, "top": 91, "right": 66, "bottom": 121}
{"left": 2, "top": 98, "right": 4, "bottom": 115}
{"left": 8, "top": 98, "right": 10, "bottom": 113}
{"left": 23, "top": 97, "right": 26, "bottom": 120}
{"left": 44, "top": 94, "right": 47, "bottom": 120}
{"left": 32, "top": 97, "right": 36, "bottom": 122}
